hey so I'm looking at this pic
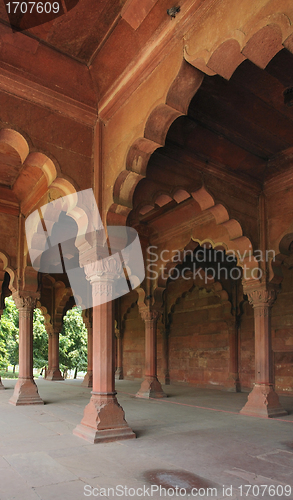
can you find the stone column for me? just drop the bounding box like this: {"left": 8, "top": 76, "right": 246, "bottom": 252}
{"left": 227, "top": 321, "right": 240, "bottom": 392}
{"left": 136, "top": 309, "right": 166, "bottom": 398}
{"left": 9, "top": 294, "right": 43, "bottom": 405}
{"left": 115, "top": 328, "right": 123, "bottom": 380}
{"left": 82, "top": 313, "right": 93, "bottom": 388}
{"left": 0, "top": 308, "right": 4, "bottom": 390}
{"left": 73, "top": 256, "right": 135, "bottom": 443}
{"left": 46, "top": 324, "right": 63, "bottom": 381}
{"left": 161, "top": 329, "right": 170, "bottom": 385}
{"left": 46, "top": 324, "right": 52, "bottom": 376}
{"left": 240, "top": 285, "right": 287, "bottom": 417}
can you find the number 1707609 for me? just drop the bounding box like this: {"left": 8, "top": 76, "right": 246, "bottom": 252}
{"left": 238, "top": 484, "right": 292, "bottom": 496}
{"left": 6, "top": 2, "right": 60, "bottom": 14}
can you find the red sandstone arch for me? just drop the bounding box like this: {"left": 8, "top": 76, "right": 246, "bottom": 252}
{"left": 25, "top": 180, "right": 95, "bottom": 272}
{"left": 270, "top": 232, "right": 293, "bottom": 285}
{"left": 0, "top": 251, "right": 15, "bottom": 294}
{"left": 108, "top": 60, "right": 204, "bottom": 224}
{"left": 54, "top": 282, "right": 73, "bottom": 329}
{"left": 36, "top": 301, "right": 52, "bottom": 331}
{"left": 108, "top": 15, "right": 293, "bottom": 227}
{"left": 167, "top": 278, "right": 232, "bottom": 329}
{"left": 187, "top": 14, "right": 292, "bottom": 78}
{"left": 0, "top": 128, "right": 79, "bottom": 216}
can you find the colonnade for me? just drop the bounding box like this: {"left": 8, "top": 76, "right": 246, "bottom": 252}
{"left": 1, "top": 279, "right": 287, "bottom": 440}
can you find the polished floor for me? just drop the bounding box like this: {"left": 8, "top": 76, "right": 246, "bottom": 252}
{"left": 0, "top": 379, "right": 293, "bottom": 500}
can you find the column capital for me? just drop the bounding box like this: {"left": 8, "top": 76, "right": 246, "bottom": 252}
{"left": 140, "top": 307, "right": 159, "bottom": 323}
{"left": 53, "top": 323, "right": 61, "bottom": 335}
{"left": 243, "top": 284, "right": 277, "bottom": 308}
{"left": 83, "top": 255, "right": 123, "bottom": 284}
{"left": 12, "top": 292, "right": 39, "bottom": 312}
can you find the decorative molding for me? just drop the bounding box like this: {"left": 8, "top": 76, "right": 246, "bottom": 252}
{"left": 92, "top": 282, "right": 114, "bottom": 297}
{"left": 0, "top": 65, "right": 97, "bottom": 127}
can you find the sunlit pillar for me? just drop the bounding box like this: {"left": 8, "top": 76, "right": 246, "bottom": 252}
{"left": 9, "top": 294, "right": 43, "bottom": 405}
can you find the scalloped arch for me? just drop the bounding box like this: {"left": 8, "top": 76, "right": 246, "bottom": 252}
{"left": 167, "top": 278, "right": 232, "bottom": 329}
{"left": 108, "top": 15, "right": 293, "bottom": 227}
{"left": 0, "top": 251, "right": 15, "bottom": 292}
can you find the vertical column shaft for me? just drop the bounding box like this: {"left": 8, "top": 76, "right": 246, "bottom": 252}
{"left": 9, "top": 294, "right": 43, "bottom": 405}
{"left": 46, "top": 324, "right": 63, "bottom": 381}
{"left": 240, "top": 285, "right": 287, "bottom": 417}
{"left": 73, "top": 257, "right": 135, "bottom": 443}
{"left": 82, "top": 316, "right": 93, "bottom": 387}
{"left": 136, "top": 309, "right": 166, "bottom": 398}
{"left": 115, "top": 329, "right": 123, "bottom": 380}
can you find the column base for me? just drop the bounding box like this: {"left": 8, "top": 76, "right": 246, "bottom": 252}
{"left": 0, "top": 377, "right": 4, "bottom": 390}
{"left": 136, "top": 376, "right": 167, "bottom": 398}
{"left": 240, "top": 384, "right": 287, "bottom": 418}
{"left": 81, "top": 371, "right": 93, "bottom": 388}
{"left": 9, "top": 378, "right": 44, "bottom": 406}
{"left": 73, "top": 393, "right": 136, "bottom": 444}
{"left": 115, "top": 367, "right": 123, "bottom": 380}
{"left": 45, "top": 369, "right": 64, "bottom": 381}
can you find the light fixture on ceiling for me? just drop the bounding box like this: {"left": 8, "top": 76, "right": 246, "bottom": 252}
{"left": 167, "top": 6, "right": 180, "bottom": 18}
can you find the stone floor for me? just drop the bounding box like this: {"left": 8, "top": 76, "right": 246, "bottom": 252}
{"left": 0, "top": 379, "right": 293, "bottom": 500}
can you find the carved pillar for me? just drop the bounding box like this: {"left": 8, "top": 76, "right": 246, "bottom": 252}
{"left": 9, "top": 294, "right": 43, "bottom": 405}
{"left": 240, "top": 285, "right": 287, "bottom": 417}
{"left": 82, "top": 312, "right": 93, "bottom": 388}
{"left": 136, "top": 309, "right": 166, "bottom": 398}
{"left": 46, "top": 323, "right": 63, "bottom": 381}
{"left": 73, "top": 256, "right": 135, "bottom": 443}
{"left": 0, "top": 308, "right": 4, "bottom": 390}
{"left": 227, "top": 321, "right": 240, "bottom": 392}
{"left": 115, "top": 327, "right": 123, "bottom": 380}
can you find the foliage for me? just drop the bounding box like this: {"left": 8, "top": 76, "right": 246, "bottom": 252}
{"left": 0, "top": 297, "right": 19, "bottom": 369}
{"left": 0, "top": 369, "right": 19, "bottom": 379}
{"left": 0, "top": 298, "right": 87, "bottom": 377}
{"left": 33, "top": 308, "right": 48, "bottom": 369}
{"left": 0, "top": 297, "right": 48, "bottom": 370}
{"left": 59, "top": 307, "right": 87, "bottom": 375}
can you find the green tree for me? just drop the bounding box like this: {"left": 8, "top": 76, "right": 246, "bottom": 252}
{"left": 0, "top": 298, "right": 49, "bottom": 373}
{"left": 0, "top": 323, "right": 8, "bottom": 369}
{"left": 33, "top": 308, "right": 48, "bottom": 370}
{"left": 0, "top": 297, "right": 19, "bottom": 371}
{"left": 59, "top": 307, "right": 87, "bottom": 378}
